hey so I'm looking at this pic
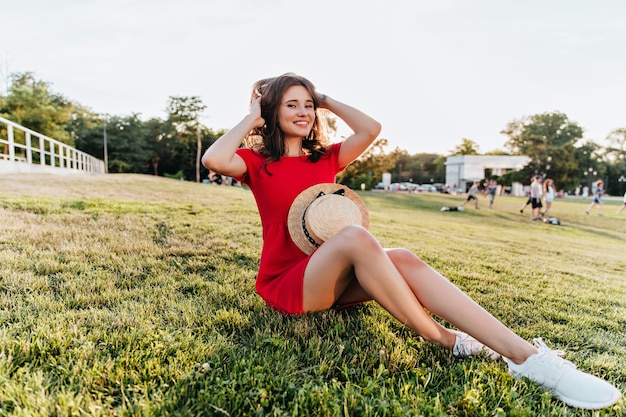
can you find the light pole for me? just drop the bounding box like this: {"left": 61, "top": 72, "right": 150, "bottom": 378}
{"left": 587, "top": 167, "right": 593, "bottom": 191}
{"left": 102, "top": 115, "right": 109, "bottom": 173}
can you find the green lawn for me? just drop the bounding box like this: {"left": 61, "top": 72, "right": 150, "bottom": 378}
{"left": 0, "top": 173, "right": 624, "bottom": 416}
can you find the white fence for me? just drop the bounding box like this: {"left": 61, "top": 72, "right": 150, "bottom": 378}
{"left": 0, "top": 116, "right": 105, "bottom": 175}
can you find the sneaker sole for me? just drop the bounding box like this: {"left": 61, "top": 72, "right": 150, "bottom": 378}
{"left": 556, "top": 389, "right": 622, "bottom": 410}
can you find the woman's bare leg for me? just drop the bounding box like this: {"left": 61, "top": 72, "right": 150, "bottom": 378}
{"left": 302, "top": 226, "right": 536, "bottom": 363}
{"left": 544, "top": 202, "right": 551, "bottom": 217}
{"left": 384, "top": 248, "right": 536, "bottom": 363}
{"left": 303, "top": 226, "right": 456, "bottom": 348}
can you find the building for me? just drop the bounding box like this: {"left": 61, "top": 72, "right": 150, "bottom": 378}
{"left": 445, "top": 155, "right": 531, "bottom": 196}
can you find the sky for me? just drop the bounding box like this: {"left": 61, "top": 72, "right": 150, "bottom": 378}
{"left": 2, "top": 0, "right": 625, "bottom": 155}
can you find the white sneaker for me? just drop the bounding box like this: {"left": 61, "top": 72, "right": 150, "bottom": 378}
{"left": 452, "top": 331, "right": 501, "bottom": 360}
{"left": 504, "top": 338, "right": 622, "bottom": 409}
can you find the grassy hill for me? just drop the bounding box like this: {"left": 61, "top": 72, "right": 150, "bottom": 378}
{"left": 0, "top": 173, "right": 624, "bottom": 416}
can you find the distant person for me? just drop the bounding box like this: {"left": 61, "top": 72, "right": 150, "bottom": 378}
{"left": 209, "top": 171, "right": 223, "bottom": 185}
{"left": 202, "top": 73, "right": 621, "bottom": 410}
{"left": 485, "top": 179, "right": 498, "bottom": 209}
{"left": 440, "top": 205, "right": 464, "bottom": 212}
{"left": 582, "top": 185, "right": 589, "bottom": 198}
{"left": 460, "top": 181, "right": 480, "bottom": 209}
{"left": 543, "top": 178, "right": 556, "bottom": 217}
{"left": 529, "top": 175, "right": 543, "bottom": 221}
{"left": 617, "top": 191, "right": 626, "bottom": 215}
{"left": 585, "top": 180, "right": 604, "bottom": 216}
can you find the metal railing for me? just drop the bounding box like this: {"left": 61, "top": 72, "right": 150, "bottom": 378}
{"left": 0, "top": 116, "right": 105, "bottom": 174}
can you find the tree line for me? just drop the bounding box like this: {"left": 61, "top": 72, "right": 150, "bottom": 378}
{"left": 0, "top": 73, "right": 225, "bottom": 182}
{"left": 1, "top": 72, "right": 625, "bottom": 195}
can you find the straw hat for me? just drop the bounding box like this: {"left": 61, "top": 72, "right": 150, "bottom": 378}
{"left": 287, "top": 183, "right": 369, "bottom": 255}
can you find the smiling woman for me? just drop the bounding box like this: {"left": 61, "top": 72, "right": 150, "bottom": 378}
{"left": 202, "top": 72, "right": 622, "bottom": 410}
{"left": 277, "top": 86, "right": 316, "bottom": 154}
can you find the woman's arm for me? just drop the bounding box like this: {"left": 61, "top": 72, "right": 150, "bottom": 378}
{"left": 201, "top": 97, "right": 265, "bottom": 178}
{"left": 319, "top": 95, "right": 381, "bottom": 168}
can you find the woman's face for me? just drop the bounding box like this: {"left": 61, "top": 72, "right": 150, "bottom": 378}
{"left": 277, "top": 85, "right": 315, "bottom": 140}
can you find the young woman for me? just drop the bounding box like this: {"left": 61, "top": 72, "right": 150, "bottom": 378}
{"left": 202, "top": 73, "right": 621, "bottom": 410}
{"left": 543, "top": 178, "right": 556, "bottom": 217}
{"left": 586, "top": 179, "right": 605, "bottom": 215}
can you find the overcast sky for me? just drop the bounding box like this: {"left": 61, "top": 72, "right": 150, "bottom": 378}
{"left": 2, "top": 0, "right": 625, "bottom": 154}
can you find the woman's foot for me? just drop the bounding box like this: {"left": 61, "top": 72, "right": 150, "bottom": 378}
{"left": 504, "top": 338, "right": 622, "bottom": 409}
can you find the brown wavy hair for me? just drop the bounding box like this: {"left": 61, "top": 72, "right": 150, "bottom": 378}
{"left": 245, "top": 73, "right": 329, "bottom": 170}
{"left": 543, "top": 178, "right": 555, "bottom": 193}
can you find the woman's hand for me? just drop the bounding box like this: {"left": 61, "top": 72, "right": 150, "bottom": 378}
{"left": 323, "top": 95, "right": 381, "bottom": 167}
{"left": 316, "top": 93, "right": 328, "bottom": 109}
{"left": 202, "top": 95, "right": 264, "bottom": 178}
{"left": 249, "top": 96, "right": 265, "bottom": 129}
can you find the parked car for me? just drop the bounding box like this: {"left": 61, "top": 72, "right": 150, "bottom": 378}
{"left": 389, "top": 182, "right": 408, "bottom": 191}
{"left": 403, "top": 182, "right": 420, "bottom": 192}
{"left": 432, "top": 183, "right": 446, "bottom": 192}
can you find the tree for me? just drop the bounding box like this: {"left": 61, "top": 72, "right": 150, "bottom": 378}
{"left": 449, "top": 138, "right": 480, "bottom": 155}
{"left": 402, "top": 153, "right": 444, "bottom": 184}
{"left": 604, "top": 128, "right": 626, "bottom": 195}
{"left": 605, "top": 128, "right": 626, "bottom": 163}
{"left": 501, "top": 111, "right": 583, "bottom": 190}
{"left": 74, "top": 114, "right": 155, "bottom": 173}
{"left": 166, "top": 96, "right": 207, "bottom": 182}
{"left": 107, "top": 114, "right": 156, "bottom": 173}
{"left": 337, "top": 138, "right": 396, "bottom": 189}
{"left": 143, "top": 117, "right": 168, "bottom": 176}
{"left": 320, "top": 109, "right": 338, "bottom": 139}
{"left": 390, "top": 147, "right": 411, "bottom": 183}
{"left": 69, "top": 108, "right": 101, "bottom": 159}
{"left": 0, "top": 72, "right": 76, "bottom": 145}
{"left": 573, "top": 140, "right": 607, "bottom": 193}
{"left": 484, "top": 149, "right": 509, "bottom": 156}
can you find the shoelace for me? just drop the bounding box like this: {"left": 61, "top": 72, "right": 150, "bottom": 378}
{"left": 453, "top": 333, "right": 474, "bottom": 356}
{"left": 454, "top": 332, "right": 497, "bottom": 357}
{"left": 533, "top": 338, "right": 576, "bottom": 369}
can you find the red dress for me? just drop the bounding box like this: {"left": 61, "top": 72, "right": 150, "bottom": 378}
{"left": 235, "top": 143, "right": 344, "bottom": 314}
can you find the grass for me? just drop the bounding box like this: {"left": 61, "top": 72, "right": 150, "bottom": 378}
{"left": 0, "top": 173, "right": 624, "bottom": 416}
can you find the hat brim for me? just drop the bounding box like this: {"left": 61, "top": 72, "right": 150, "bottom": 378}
{"left": 287, "top": 183, "right": 369, "bottom": 255}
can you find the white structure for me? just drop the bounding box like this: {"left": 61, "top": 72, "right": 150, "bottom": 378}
{"left": 0, "top": 116, "right": 105, "bottom": 175}
{"left": 445, "top": 155, "right": 530, "bottom": 195}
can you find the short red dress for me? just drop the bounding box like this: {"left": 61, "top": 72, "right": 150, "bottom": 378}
{"left": 235, "top": 142, "right": 344, "bottom": 314}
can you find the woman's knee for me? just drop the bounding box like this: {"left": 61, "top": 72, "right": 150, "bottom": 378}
{"left": 386, "top": 248, "right": 428, "bottom": 268}
{"left": 334, "top": 225, "right": 380, "bottom": 252}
